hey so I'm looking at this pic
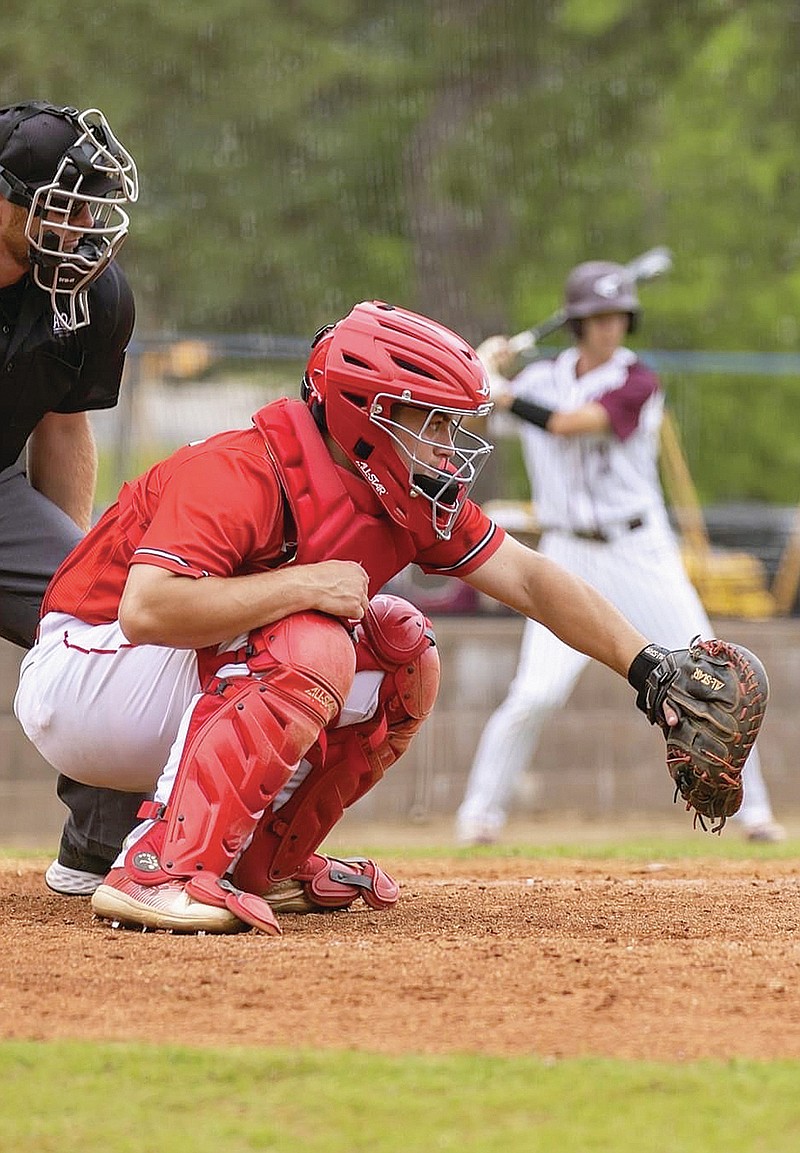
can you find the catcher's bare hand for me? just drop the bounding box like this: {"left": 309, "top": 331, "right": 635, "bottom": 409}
{"left": 305, "top": 560, "right": 370, "bottom": 621}
{"left": 628, "top": 637, "right": 769, "bottom": 832}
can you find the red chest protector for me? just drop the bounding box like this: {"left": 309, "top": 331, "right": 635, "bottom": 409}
{"left": 253, "top": 398, "right": 419, "bottom": 595}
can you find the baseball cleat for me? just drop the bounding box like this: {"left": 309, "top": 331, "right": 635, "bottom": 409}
{"left": 457, "top": 832, "right": 499, "bottom": 847}
{"left": 744, "top": 821, "right": 787, "bottom": 844}
{"left": 262, "top": 877, "right": 320, "bottom": 913}
{"left": 91, "top": 868, "right": 249, "bottom": 934}
{"left": 262, "top": 854, "right": 399, "bottom": 913}
{"left": 455, "top": 819, "right": 500, "bottom": 847}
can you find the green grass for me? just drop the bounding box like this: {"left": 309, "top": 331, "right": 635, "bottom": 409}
{"left": 7, "top": 839, "right": 798, "bottom": 867}
{"left": 319, "top": 825, "right": 800, "bottom": 864}
{"left": 1, "top": 1042, "right": 799, "bottom": 1153}
{"left": 6, "top": 825, "right": 799, "bottom": 866}
{"left": 448, "top": 835, "right": 800, "bottom": 861}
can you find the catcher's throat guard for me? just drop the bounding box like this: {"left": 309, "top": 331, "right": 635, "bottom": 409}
{"left": 629, "top": 636, "right": 769, "bottom": 833}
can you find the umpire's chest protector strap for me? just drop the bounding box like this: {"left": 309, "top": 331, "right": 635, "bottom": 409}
{"left": 254, "top": 399, "right": 415, "bottom": 591}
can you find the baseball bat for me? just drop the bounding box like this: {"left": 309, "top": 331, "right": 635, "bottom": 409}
{"left": 506, "top": 246, "right": 674, "bottom": 355}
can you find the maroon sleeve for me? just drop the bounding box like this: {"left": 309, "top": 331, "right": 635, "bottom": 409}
{"left": 596, "top": 360, "right": 660, "bottom": 441}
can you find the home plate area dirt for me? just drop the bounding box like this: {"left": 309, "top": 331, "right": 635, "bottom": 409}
{"left": 3, "top": 855, "right": 800, "bottom": 1061}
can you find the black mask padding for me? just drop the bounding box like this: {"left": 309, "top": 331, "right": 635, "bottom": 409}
{"left": 413, "top": 472, "right": 460, "bottom": 506}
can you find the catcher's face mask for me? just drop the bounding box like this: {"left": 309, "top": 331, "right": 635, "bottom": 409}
{"left": 0, "top": 103, "right": 138, "bottom": 331}
{"left": 368, "top": 397, "right": 492, "bottom": 540}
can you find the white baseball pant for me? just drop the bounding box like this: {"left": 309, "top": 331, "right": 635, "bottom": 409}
{"left": 15, "top": 612, "right": 385, "bottom": 860}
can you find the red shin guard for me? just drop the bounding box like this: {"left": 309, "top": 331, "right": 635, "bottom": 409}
{"left": 125, "top": 612, "right": 356, "bottom": 894}
{"left": 232, "top": 596, "right": 440, "bottom": 898}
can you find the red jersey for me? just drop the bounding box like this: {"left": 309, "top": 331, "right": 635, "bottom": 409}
{"left": 44, "top": 399, "right": 504, "bottom": 625}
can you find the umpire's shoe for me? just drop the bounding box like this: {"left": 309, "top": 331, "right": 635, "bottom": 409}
{"left": 45, "top": 834, "right": 112, "bottom": 897}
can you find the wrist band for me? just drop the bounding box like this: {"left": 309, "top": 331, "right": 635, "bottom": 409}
{"left": 627, "top": 643, "right": 670, "bottom": 693}
{"left": 509, "top": 397, "right": 554, "bottom": 431}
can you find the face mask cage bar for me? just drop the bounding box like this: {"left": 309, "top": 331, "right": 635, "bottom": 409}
{"left": 369, "top": 395, "right": 493, "bottom": 540}
{"left": 23, "top": 109, "right": 138, "bottom": 331}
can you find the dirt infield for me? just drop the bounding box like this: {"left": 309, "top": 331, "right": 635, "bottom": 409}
{"left": 3, "top": 849, "right": 800, "bottom": 1062}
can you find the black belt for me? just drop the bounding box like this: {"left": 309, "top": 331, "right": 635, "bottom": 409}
{"left": 563, "top": 516, "right": 645, "bottom": 543}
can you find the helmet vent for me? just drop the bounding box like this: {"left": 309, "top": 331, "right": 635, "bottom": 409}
{"left": 342, "top": 352, "right": 373, "bottom": 369}
{"left": 391, "top": 355, "right": 437, "bottom": 380}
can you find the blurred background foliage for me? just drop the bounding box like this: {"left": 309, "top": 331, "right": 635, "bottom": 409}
{"left": 4, "top": 0, "right": 800, "bottom": 504}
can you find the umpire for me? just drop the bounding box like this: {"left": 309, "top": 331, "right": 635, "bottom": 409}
{"left": 0, "top": 100, "right": 142, "bottom": 893}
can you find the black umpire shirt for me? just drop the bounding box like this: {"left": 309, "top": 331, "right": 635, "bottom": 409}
{"left": 0, "top": 262, "right": 135, "bottom": 471}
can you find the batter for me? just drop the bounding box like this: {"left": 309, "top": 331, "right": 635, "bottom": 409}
{"left": 456, "top": 261, "right": 783, "bottom": 844}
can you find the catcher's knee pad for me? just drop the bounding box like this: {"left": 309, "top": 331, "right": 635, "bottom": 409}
{"left": 358, "top": 594, "right": 433, "bottom": 668}
{"left": 263, "top": 853, "right": 399, "bottom": 914}
{"left": 232, "top": 599, "right": 439, "bottom": 892}
{"left": 355, "top": 594, "right": 441, "bottom": 765}
{"left": 245, "top": 610, "right": 357, "bottom": 711}
{"left": 126, "top": 613, "right": 355, "bottom": 885}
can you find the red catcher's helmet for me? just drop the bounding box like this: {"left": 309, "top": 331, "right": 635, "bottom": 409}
{"left": 302, "top": 301, "right": 494, "bottom": 540}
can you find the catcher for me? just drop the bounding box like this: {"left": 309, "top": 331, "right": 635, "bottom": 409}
{"left": 14, "top": 301, "right": 769, "bottom": 936}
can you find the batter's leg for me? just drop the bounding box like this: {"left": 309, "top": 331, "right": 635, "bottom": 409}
{"left": 731, "top": 746, "right": 781, "bottom": 833}
{"left": 456, "top": 617, "right": 590, "bottom": 844}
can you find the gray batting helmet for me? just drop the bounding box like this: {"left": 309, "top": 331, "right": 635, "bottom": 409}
{"left": 564, "top": 261, "right": 640, "bottom": 323}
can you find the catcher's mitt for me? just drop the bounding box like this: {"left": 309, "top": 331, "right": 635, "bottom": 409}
{"left": 628, "top": 637, "right": 769, "bottom": 832}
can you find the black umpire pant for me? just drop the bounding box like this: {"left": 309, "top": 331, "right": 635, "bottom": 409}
{"left": 0, "top": 460, "right": 146, "bottom": 863}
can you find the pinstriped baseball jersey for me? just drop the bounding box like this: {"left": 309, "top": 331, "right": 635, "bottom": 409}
{"left": 513, "top": 346, "right": 664, "bottom": 533}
